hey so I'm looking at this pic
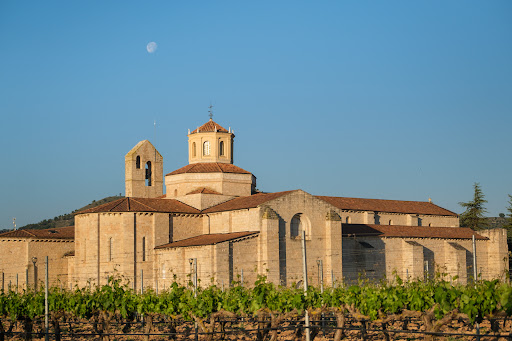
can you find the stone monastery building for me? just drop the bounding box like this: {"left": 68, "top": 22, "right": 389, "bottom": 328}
{"left": 0, "top": 117, "right": 509, "bottom": 290}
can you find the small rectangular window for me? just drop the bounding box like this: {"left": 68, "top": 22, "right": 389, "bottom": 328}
{"left": 142, "top": 237, "right": 146, "bottom": 262}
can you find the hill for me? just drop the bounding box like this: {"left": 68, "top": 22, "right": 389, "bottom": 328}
{"left": 18, "top": 196, "right": 124, "bottom": 230}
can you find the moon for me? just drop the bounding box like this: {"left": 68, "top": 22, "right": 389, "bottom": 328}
{"left": 146, "top": 42, "right": 157, "bottom": 53}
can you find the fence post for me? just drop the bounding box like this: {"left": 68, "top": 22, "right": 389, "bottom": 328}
{"left": 45, "top": 256, "right": 49, "bottom": 341}
{"left": 189, "top": 258, "right": 198, "bottom": 341}
{"left": 32, "top": 257, "right": 38, "bottom": 291}
{"left": 472, "top": 235, "right": 478, "bottom": 281}
{"left": 301, "top": 230, "right": 311, "bottom": 341}
{"left": 141, "top": 269, "right": 144, "bottom": 294}
{"left": 317, "top": 260, "right": 324, "bottom": 293}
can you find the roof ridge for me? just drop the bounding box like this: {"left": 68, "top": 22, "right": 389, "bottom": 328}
{"left": 25, "top": 230, "right": 37, "bottom": 237}
{"left": 317, "top": 195, "right": 429, "bottom": 204}
{"left": 427, "top": 201, "right": 458, "bottom": 216}
{"left": 130, "top": 198, "right": 159, "bottom": 212}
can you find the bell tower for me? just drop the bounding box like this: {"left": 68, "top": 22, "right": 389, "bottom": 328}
{"left": 188, "top": 114, "right": 234, "bottom": 164}
{"left": 125, "top": 140, "right": 163, "bottom": 198}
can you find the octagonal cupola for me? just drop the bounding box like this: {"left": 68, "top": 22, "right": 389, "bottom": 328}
{"left": 188, "top": 116, "right": 234, "bottom": 164}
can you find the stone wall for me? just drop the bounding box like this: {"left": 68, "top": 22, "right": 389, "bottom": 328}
{"left": 165, "top": 172, "right": 255, "bottom": 198}
{"left": 342, "top": 231, "right": 508, "bottom": 285}
{"left": 0, "top": 238, "right": 73, "bottom": 289}
{"left": 125, "top": 140, "right": 163, "bottom": 198}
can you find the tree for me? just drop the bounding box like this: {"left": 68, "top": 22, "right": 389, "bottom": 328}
{"left": 504, "top": 194, "right": 512, "bottom": 239}
{"left": 459, "top": 183, "right": 488, "bottom": 230}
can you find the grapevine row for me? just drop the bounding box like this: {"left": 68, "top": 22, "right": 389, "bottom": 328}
{"left": 1, "top": 276, "right": 511, "bottom": 340}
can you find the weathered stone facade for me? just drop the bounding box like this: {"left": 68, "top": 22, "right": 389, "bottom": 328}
{"left": 1, "top": 118, "right": 508, "bottom": 290}
{"left": 0, "top": 227, "right": 74, "bottom": 289}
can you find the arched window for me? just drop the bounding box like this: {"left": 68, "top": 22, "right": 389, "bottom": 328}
{"left": 388, "top": 220, "right": 393, "bottom": 225}
{"left": 428, "top": 223, "right": 432, "bottom": 227}
{"left": 192, "top": 142, "right": 196, "bottom": 157}
{"left": 203, "top": 141, "right": 211, "bottom": 156}
{"left": 108, "top": 237, "right": 113, "bottom": 262}
{"left": 136, "top": 156, "right": 141, "bottom": 169}
{"left": 174, "top": 189, "right": 178, "bottom": 197}
{"left": 145, "top": 161, "right": 152, "bottom": 186}
{"left": 346, "top": 216, "right": 351, "bottom": 224}
{"left": 142, "top": 237, "right": 146, "bottom": 262}
{"left": 290, "top": 214, "right": 310, "bottom": 239}
{"left": 219, "top": 141, "right": 225, "bottom": 156}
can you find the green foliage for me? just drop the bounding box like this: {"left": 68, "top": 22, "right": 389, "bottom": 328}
{"left": 1, "top": 276, "right": 512, "bottom": 326}
{"left": 19, "top": 195, "right": 123, "bottom": 230}
{"left": 504, "top": 194, "right": 512, "bottom": 239}
{"left": 459, "top": 183, "right": 488, "bottom": 230}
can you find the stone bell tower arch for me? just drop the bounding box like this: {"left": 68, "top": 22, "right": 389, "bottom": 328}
{"left": 125, "top": 140, "right": 163, "bottom": 198}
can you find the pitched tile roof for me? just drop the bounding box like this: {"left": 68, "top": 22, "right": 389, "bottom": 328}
{"left": 155, "top": 231, "right": 258, "bottom": 249}
{"left": 186, "top": 187, "right": 222, "bottom": 195}
{"left": 166, "top": 163, "right": 251, "bottom": 176}
{"left": 0, "top": 226, "right": 75, "bottom": 240}
{"left": 342, "top": 224, "right": 487, "bottom": 240}
{"left": 191, "top": 119, "right": 229, "bottom": 134}
{"left": 203, "top": 190, "right": 295, "bottom": 213}
{"left": 77, "top": 197, "right": 200, "bottom": 214}
{"left": 317, "top": 196, "right": 457, "bottom": 216}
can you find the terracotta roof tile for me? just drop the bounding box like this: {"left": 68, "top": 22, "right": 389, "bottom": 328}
{"left": 155, "top": 231, "right": 258, "bottom": 249}
{"left": 317, "top": 196, "right": 457, "bottom": 216}
{"left": 342, "top": 224, "right": 487, "bottom": 240}
{"left": 191, "top": 119, "right": 229, "bottom": 134}
{"left": 77, "top": 197, "right": 200, "bottom": 214}
{"left": 166, "top": 163, "right": 251, "bottom": 176}
{"left": 0, "top": 226, "right": 75, "bottom": 240}
{"left": 186, "top": 187, "right": 222, "bottom": 195}
{"left": 203, "top": 191, "right": 295, "bottom": 213}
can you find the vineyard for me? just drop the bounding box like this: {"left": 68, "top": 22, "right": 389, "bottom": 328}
{"left": 1, "top": 276, "right": 512, "bottom": 340}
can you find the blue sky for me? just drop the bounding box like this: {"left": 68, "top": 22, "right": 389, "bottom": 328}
{"left": 1, "top": 1, "right": 511, "bottom": 229}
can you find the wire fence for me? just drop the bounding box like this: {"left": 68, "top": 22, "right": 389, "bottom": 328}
{"left": 2, "top": 314, "right": 512, "bottom": 340}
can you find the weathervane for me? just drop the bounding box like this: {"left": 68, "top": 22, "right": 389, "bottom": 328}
{"left": 208, "top": 104, "right": 214, "bottom": 120}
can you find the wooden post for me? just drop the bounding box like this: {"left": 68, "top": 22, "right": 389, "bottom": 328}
{"left": 301, "top": 230, "right": 310, "bottom": 341}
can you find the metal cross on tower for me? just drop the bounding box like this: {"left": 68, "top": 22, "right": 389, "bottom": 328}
{"left": 208, "top": 104, "right": 214, "bottom": 120}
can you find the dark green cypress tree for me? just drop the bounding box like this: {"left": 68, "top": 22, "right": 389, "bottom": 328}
{"left": 459, "top": 183, "right": 488, "bottom": 230}
{"left": 504, "top": 194, "right": 512, "bottom": 239}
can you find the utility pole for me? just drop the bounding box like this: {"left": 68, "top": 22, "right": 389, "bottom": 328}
{"left": 317, "top": 260, "right": 324, "bottom": 294}
{"left": 45, "top": 256, "right": 49, "bottom": 341}
{"left": 301, "top": 230, "right": 311, "bottom": 341}
{"left": 190, "top": 258, "right": 198, "bottom": 341}
{"left": 32, "top": 257, "right": 38, "bottom": 291}
{"left": 472, "top": 235, "right": 478, "bottom": 282}
{"left": 141, "top": 269, "right": 144, "bottom": 294}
